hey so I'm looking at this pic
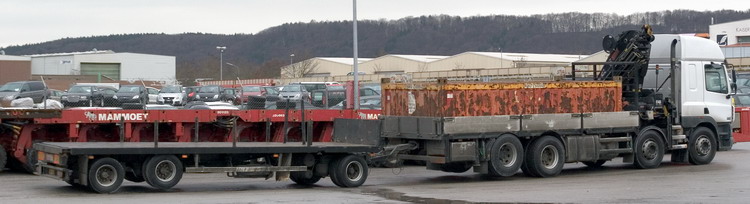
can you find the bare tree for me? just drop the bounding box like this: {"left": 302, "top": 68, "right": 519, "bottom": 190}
{"left": 281, "top": 58, "right": 320, "bottom": 78}
{"left": 515, "top": 56, "right": 528, "bottom": 68}
{"left": 372, "top": 63, "right": 384, "bottom": 74}
{"left": 417, "top": 63, "right": 429, "bottom": 72}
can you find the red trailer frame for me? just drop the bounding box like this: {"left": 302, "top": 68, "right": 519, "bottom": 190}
{"left": 733, "top": 107, "right": 750, "bottom": 143}
{"left": 0, "top": 108, "right": 381, "bottom": 168}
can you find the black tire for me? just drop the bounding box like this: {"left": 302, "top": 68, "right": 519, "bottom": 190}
{"left": 290, "top": 171, "right": 322, "bottom": 185}
{"left": 330, "top": 155, "right": 368, "bottom": 188}
{"left": 487, "top": 135, "right": 524, "bottom": 177}
{"left": 87, "top": 158, "right": 125, "bottom": 194}
{"left": 328, "top": 157, "right": 343, "bottom": 187}
{"left": 688, "top": 127, "right": 717, "bottom": 165}
{"left": 633, "top": 129, "right": 665, "bottom": 169}
{"left": 524, "top": 136, "right": 565, "bottom": 177}
{"left": 439, "top": 162, "right": 472, "bottom": 173}
{"left": 582, "top": 160, "right": 606, "bottom": 168}
{"left": 520, "top": 161, "right": 538, "bottom": 177}
{"left": 0, "top": 146, "right": 6, "bottom": 172}
{"left": 143, "top": 155, "right": 183, "bottom": 190}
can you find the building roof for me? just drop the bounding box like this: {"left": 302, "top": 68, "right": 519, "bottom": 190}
{"left": 469, "top": 52, "right": 587, "bottom": 62}
{"left": 317, "top": 57, "right": 372, "bottom": 65}
{"left": 709, "top": 18, "right": 750, "bottom": 26}
{"left": 0, "top": 55, "right": 31, "bottom": 61}
{"left": 26, "top": 50, "right": 115, "bottom": 57}
{"left": 390, "top": 54, "right": 448, "bottom": 62}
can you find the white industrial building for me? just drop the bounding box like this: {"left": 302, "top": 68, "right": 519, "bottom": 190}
{"left": 357, "top": 54, "right": 447, "bottom": 75}
{"left": 428, "top": 52, "right": 586, "bottom": 71}
{"left": 28, "top": 50, "right": 176, "bottom": 83}
{"left": 710, "top": 18, "right": 750, "bottom": 46}
{"left": 292, "top": 57, "right": 372, "bottom": 77}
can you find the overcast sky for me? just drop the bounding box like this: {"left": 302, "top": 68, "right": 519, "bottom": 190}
{"left": 0, "top": 0, "right": 746, "bottom": 48}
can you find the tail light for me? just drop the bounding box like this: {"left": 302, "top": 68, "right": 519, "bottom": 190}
{"left": 188, "top": 92, "right": 195, "bottom": 97}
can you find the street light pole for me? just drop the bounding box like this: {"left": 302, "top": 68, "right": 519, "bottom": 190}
{"left": 217, "top": 46, "right": 226, "bottom": 80}
{"left": 290, "top": 54, "right": 295, "bottom": 66}
{"left": 352, "top": 0, "right": 359, "bottom": 110}
{"left": 226, "top": 62, "right": 240, "bottom": 78}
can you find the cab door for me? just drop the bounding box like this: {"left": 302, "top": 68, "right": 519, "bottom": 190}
{"left": 703, "top": 63, "right": 733, "bottom": 123}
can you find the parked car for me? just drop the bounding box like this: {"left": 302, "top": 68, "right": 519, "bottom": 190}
{"left": 61, "top": 85, "right": 118, "bottom": 107}
{"left": 157, "top": 85, "right": 186, "bottom": 106}
{"left": 241, "top": 85, "right": 280, "bottom": 103}
{"left": 146, "top": 87, "right": 159, "bottom": 104}
{"left": 195, "top": 85, "right": 236, "bottom": 103}
{"left": 185, "top": 86, "right": 201, "bottom": 102}
{"left": 278, "top": 85, "right": 309, "bottom": 101}
{"left": 288, "top": 82, "right": 340, "bottom": 93}
{"left": 47, "top": 89, "right": 64, "bottom": 101}
{"left": 310, "top": 86, "right": 380, "bottom": 108}
{"left": 0, "top": 81, "right": 48, "bottom": 103}
{"left": 114, "top": 85, "right": 149, "bottom": 105}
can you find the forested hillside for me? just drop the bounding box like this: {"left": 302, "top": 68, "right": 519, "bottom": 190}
{"left": 2, "top": 10, "right": 748, "bottom": 84}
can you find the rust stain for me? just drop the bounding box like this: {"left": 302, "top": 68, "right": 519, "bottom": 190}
{"left": 383, "top": 80, "right": 623, "bottom": 117}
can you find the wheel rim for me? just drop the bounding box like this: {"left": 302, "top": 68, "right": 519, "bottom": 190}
{"left": 96, "top": 164, "right": 117, "bottom": 187}
{"left": 498, "top": 143, "right": 518, "bottom": 167}
{"left": 540, "top": 145, "right": 559, "bottom": 169}
{"left": 695, "top": 136, "right": 712, "bottom": 156}
{"left": 345, "top": 161, "right": 364, "bottom": 182}
{"left": 641, "top": 139, "right": 658, "bottom": 160}
{"left": 154, "top": 160, "right": 177, "bottom": 182}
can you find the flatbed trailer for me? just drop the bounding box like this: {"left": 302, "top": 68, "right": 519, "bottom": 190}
{"left": 0, "top": 108, "right": 381, "bottom": 173}
{"left": 33, "top": 118, "right": 382, "bottom": 193}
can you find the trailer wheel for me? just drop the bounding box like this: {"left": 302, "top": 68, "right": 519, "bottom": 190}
{"left": 290, "top": 171, "right": 322, "bottom": 185}
{"left": 525, "top": 136, "right": 565, "bottom": 177}
{"left": 633, "top": 129, "right": 664, "bottom": 169}
{"left": 688, "top": 127, "right": 717, "bottom": 165}
{"left": 144, "top": 155, "right": 183, "bottom": 190}
{"left": 582, "top": 160, "right": 606, "bottom": 168}
{"left": 0, "top": 146, "right": 6, "bottom": 172}
{"left": 488, "top": 135, "right": 524, "bottom": 177}
{"left": 87, "top": 158, "right": 125, "bottom": 193}
{"left": 330, "top": 155, "right": 368, "bottom": 188}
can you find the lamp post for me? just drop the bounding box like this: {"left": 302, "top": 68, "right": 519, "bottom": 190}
{"left": 352, "top": 0, "right": 359, "bottom": 110}
{"left": 226, "top": 62, "right": 240, "bottom": 78}
{"left": 289, "top": 54, "right": 295, "bottom": 66}
{"left": 216, "top": 46, "right": 226, "bottom": 80}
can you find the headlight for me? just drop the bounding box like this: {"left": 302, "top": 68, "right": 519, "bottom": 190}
{"left": 213, "top": 94, "right": 219, "bottom": 99}
{"left": 81, "top": 96, "right": 87, "bottom": 99}
{"left": 61, "top": 96, "right": 68, "bottom": 100}
{"left": 133, "top": 95, "right": 139, "bottom": 99}
{"left": 113, "top": 95, "right": 118, "bottom": 99}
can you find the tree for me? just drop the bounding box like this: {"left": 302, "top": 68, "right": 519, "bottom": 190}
{"left": 281, "top": 58, "right": 320, "bottom": 78}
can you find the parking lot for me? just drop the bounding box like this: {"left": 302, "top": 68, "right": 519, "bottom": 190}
{"left": 1, "top": 142, "right": 748, "bottom": 203}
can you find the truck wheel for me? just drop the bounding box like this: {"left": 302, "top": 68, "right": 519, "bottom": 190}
{"left": 439, "top": 162, "right": 472, "bottom": 173}
{"left": 525, "top": 136, "right": 565, "bottom": 177}
{"left": 688, "top": 127, "right": 717, "bottom": 165}
{"left": 87, "top": 158, "right": 125, "bottom": 193}
{"left": 488, "top": 135, "right": 524, "bottom": 177}
{"left": 330, "top": 155, "right": 368, "bottom": 188}
{"left": 582, "top": 160, "right": 606, "bottom": 168}
{"left": 0, "top": 146, "right": 6, "bottom": 172}
{"left": 633, "top": 130, "right": 664, "bottom": 169}
{"left": 290, "top": 171, "right": 322, "bottom": 185}
{"left": 143, "top": 155, "right": 183, "bottom": 190}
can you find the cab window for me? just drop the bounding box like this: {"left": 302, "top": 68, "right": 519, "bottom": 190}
{"left": 704, "top": 64, "right": 728, "bottom": 94}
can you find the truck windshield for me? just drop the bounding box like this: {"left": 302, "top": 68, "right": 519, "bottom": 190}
{"left": 68, "top": 86, "right": 93, "bottom": 93}
{"left": 0, "top": 82, "right": 23, "bottom": 92}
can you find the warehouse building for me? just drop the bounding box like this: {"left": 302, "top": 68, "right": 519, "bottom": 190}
{"left": 710, "top": 18, "right": 750, "bottom": 46}
{"left": 357, "top": 54, "right": 447, "bottom": 75}
{"left": 428, "top": 52, "right": 585, "bottom": 71}
{"left": 29, "top": 50, "right": 176, "bottom": 83}
{"left": 0, "top": 54, "right": 31, "bottom": 85}
{"left": 282, "top": 57, "right": 372, "bottom": 78}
